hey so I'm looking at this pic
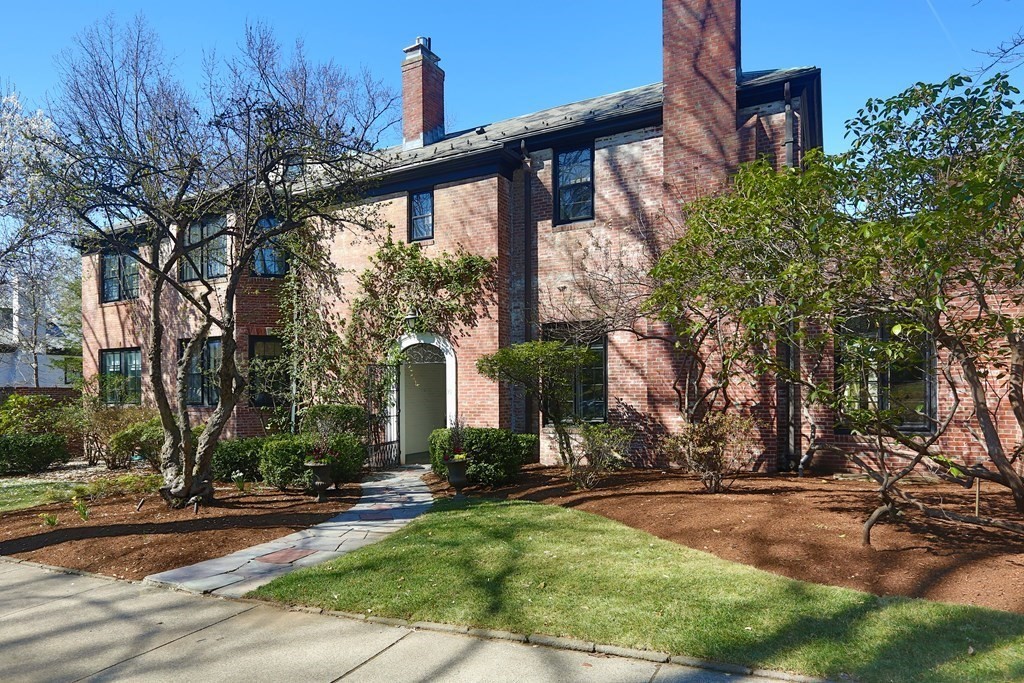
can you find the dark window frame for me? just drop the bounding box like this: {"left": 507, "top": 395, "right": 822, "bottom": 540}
{"left": 553, "top": 145, "right": 595, "bottom": 225}
{"left": 180, "top": 216, "right": 228, "bottom": 283}
{"left": 98, "top": 347, "right": 142, "bottom": 405}
{"left": 835, "top": 320, "right": 937, "bottom": 434}
{"left": 250, "top": 216, "right": 290, "bottom": 278}
{"left": 248, "top": 335, "right": 288, "bottom": 408}
{"left": 541, "top": 323, "right": 608, "bottom": 424}
{"left": 100, "top": 250, "right": 140, "bottom": 303}
{"left": 408, "top": 189, "right": 435, "bottom": 242}
{"left": 180, "top": 337, "right": 222, "bottom": 407}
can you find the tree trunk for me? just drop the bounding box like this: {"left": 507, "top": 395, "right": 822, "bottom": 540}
{"left": 952, "top": 341, "right": 1024, "bottom": 513}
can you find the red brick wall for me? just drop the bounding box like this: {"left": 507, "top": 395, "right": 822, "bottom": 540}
{"left": 82, "top": 243, "right": 285, "bottom": 440}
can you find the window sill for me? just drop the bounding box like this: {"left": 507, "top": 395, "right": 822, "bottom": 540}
{"left": 100, "top": 298, "right": 139, "bottom": 306}
{"left": 410, "top": 238, "right": 435, "bottom": 246}
{"left": 552, "top": 218, "right": 595, "bottom": 233}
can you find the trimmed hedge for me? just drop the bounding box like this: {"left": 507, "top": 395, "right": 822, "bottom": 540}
{"left": 320, "top": 433, "right": 366, "bottom": 485}
{"left": 429, "top": 427, "right": 537, "bottom": 487}
{"left": 300, "top": 404, "right": 366, "bottom": 439}
{"left": 259, "top": 435, "right": 316, "bottom": 491}
{"left": 0, "top": 433, "right": 70, "bottom": 475}
{"left": 211, "top": 437, "right": 268, "bottom": 483}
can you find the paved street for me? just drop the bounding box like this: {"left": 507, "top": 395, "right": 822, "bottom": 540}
{"left": 0, "top": 561, "right": 789, "bottom": 683}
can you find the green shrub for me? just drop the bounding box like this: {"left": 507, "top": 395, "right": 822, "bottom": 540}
{"left": 300, "top": 404, "right": 366, "bottom": 440}
{"left": 0, "top": 434, "right": 70, "bottom": 475}
{"left": 0, "top": 394, "right": 58, "bottom": 435}
{"left": 109, "top": 418, "right": 163, "bottom": 471}
{"left": 569, "top": 422, "right": 632, "bottom": 490}
{"left": 211, "top": 437, "right": 267, "bottom": 483}
{"left": 109, "top": 418, "right": 203, "bottom": 472}
{"left": 317, "top": 433, "right": 366, "bottom": 485}
{"left": 429, "top": 427, "right": 536, "bottom": 487}
{"left": 259, "top": 435, "right": 315, "bottom": 490}
{"left": 71, "top": 474, "right": 163, "bottom": 500}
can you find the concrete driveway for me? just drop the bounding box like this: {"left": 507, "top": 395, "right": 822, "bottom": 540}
{"left": 0, "top": 561, "right": 791, "bottom": 682}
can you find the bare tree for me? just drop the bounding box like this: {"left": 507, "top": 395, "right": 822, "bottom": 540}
{"left": 3, "top": 242, "right": 78, "bottom": 387}
{"left": 0, "top": 90, "right": 62, "bottom": 284}
{"left": 33, "top": 17, "right": 398, "bottom": 506}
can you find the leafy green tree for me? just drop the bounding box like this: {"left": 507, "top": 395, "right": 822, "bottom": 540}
{"left": 651, "top": 73, "right": 1024, "bottom": 542}
{"left": 476, "top": 341, "right": 595, "bottom": 474}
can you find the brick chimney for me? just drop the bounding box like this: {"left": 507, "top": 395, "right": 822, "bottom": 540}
{"left": 402, "top": 36, "right": 445, "bottom": 149}
{"left": 663, "top": 0, "right": 740, "bottom": 203}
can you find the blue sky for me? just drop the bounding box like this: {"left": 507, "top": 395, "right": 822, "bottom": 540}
{"left": 1, "top": 1, "right": 1021, "bottom": 152}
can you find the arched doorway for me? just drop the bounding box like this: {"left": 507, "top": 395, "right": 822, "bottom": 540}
{"left": 398, "top": 334, "right": 457, "bottom": 465}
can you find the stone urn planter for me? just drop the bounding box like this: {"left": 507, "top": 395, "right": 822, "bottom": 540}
{"left": 304, "top": 462, "right": 332, "bottom": 503}
{"left": 445, "top": 458, "right": 469, "bottom": 500}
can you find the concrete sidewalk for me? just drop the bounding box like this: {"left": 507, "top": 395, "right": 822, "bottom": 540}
{"left": 0, "top": 561, "right": 792, "bottom": 683}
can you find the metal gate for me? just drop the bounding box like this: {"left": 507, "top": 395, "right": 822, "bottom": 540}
{"left": 366, "top": 363, "right": 400, "bottom": 470}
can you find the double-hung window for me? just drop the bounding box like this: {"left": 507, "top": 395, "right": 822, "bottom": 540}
{"left": 541, "top": 323, "right": 608, "bottom": 423}
{"left": 409, "top": 190, "right": 434, "bottom": 242}
{"left": 183, "top": 337, "right": 222, "bottom": 407}
{"left": 555, "top": 146, "right": 594, "bottom": 224}
{"left": 248, "top": 336, "right": 287, "bottom": 407}
{"left": 99, "top": 348, "right": 142, "bottom": 404}
{"left": 100, "top": 250, "right": 140, "bottom": 302}
{"left": 251, "top": 216, "right": 289, "bottom": 277}
{"left": 181, "top": 217, "right": 228, "bottom": 282}
{"left": 837, "top": 319, "right": 935, "bottom": 431}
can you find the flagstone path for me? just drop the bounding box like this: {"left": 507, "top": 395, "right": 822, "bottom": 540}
{"left": 144, "top": 465, "right": 432, "bottom": 598}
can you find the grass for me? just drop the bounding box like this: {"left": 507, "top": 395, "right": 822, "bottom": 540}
{"left": 253, "top": 498, "right": 1024, "bottom": 683}
{"left": 0, "top": 480, "right": 79, "bottom": 513}
{"left": 0, "top": 473, "right": 162, "bottom": 514}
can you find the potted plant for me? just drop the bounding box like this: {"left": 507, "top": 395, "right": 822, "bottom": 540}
{"left": 444, "top": 418, "right": 469, "bottom": 499}
{"left": 304, "top": 447, "right": 333, "bottom": 503}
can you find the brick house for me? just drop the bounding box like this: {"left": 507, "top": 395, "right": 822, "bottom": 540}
{"left": 82, "top": 0, "right": 832, "bottom": 469}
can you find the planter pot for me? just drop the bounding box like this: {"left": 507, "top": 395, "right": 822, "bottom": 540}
{"left": 304, "top": 462, "right": 332, "bottom": 503}
{"left": 446, "top": 459, "right": 469, "bottom": 500}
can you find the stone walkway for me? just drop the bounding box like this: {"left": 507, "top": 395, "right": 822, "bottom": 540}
{"left": 144, "top": 466, "right": 432, "bottom": 598}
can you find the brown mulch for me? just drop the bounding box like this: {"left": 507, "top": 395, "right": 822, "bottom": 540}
{"left": 0, "top": 484, "right": 360, "bottom": 580}
{"left": 428, "top": 464, "right": 1024, "bottom": 614}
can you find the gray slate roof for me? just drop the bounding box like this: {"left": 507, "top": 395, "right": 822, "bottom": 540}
{"left": 387, "top": 66, "right": 818, "bottom": 172}
{"left": 388, "top": 82, "right": 664, "bottom": 171}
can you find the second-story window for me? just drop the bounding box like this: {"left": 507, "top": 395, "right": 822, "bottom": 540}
{"left": 409, "top": 190, "right": 434, "bottom": 242}
{"left": 181, "top": 217, "right": 228, "bottom": 282}
{"left": 555, "top": 146, "right": 594, "bottom": 224}
{"left": 101, "top": 250, "right": 140, "bottom": 303}
{"left": 251, "top": 216, "right": 289, "bottom": 277}
{"left": 183, "top": 337, "right": 222, "bottom": 407}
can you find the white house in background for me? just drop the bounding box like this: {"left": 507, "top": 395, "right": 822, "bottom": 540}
{"left": 0, "top": 279, "right": 78, "bottom": 388}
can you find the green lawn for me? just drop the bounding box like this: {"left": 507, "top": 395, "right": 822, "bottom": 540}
{"left": 254, "top": 498, "right": 1024, "bottom": 683}
{"left": 0, "top": 480, "right": 78, "bottom": 513}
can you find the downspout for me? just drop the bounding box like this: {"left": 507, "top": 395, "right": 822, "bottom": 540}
{"left": 784, "top": 81, "right": 795, "bottom": 169}
{"left": 521, "top": 140, "right": 537, "bottom": 440}
{"left": 786, "top": 80, "right": 811, "bottom": 475}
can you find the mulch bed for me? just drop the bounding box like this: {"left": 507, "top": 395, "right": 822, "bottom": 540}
{"left": 0, "top": 484, "right": 360, "bottom": 580}
{"left": 428, "top": 464, "right": 1024, "bottom": 614}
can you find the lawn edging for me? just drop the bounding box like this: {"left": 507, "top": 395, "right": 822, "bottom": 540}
{"left": 0, "top": 553, "right": 123, "bottom": 584}
{"left": 273, "top": 602, "right": 830, "bottom": 682}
